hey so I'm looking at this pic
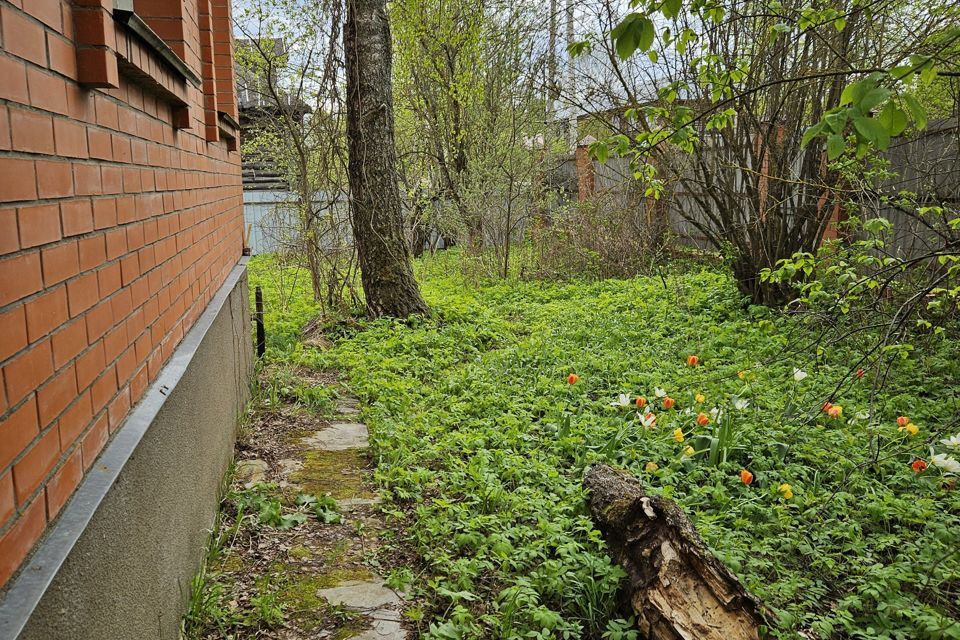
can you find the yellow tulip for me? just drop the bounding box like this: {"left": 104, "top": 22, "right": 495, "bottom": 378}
{"left": 644, "top": 461, "right": 659, "bottom": 472}
{"left": 778, "top": 483, "right": 794, "bottom": 500}
{"left": 673, "top": 428, "right": 684, "bottom": 442}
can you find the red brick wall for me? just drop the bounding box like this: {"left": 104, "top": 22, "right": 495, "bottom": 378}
{"left": 0, "top": 0, "right": 242, "bottom": 587}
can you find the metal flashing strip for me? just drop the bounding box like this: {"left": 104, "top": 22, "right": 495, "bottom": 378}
{"left": 0, "top": 258, "right": 249, "bottom": 640}
{"left": 112, "top": 1, "right": 203, "bottom": 88}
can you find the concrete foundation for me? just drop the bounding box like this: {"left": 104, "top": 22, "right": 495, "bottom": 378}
{"left": 0, "top": 261, "right": 253, "bottom": 640}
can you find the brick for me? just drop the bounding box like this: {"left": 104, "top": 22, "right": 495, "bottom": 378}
{"left": 74, "top": 6, "right": 114, "bottom": 47}
{"left": 0, "top": 494, "right": 46, "bottom": 586}
{"left": 102, "top": 324, "right": 127, "bottom": 363}
{"left": 97, "top": 262, "right": 121, "bottom": 297}
{"left": 54, "top": 119, "right": 88, "bottom": 158}
{"left": 27, "top": 67, "right": 69, "bottom": 116}
{"left": 66, "top": 272, "right": 98, "bottom": 317}
{"left": 23, "top": 0, "right": 62, "bottom": 31}
{"left": 92, "top": 198, "right": 117, "bottom": 229}
{"left": 41, "top": 241, "right": 80, "bottom": 286}
{"left": 0, "top": 106, "right": 8, "bottom": 151}
{"left": 25, "top": 287, "right": 69, "bottom": 342}
{"left": 51, "top": 319, "right": 87, "bottom": 368}
{"left": 60, "top": 200, "right": 94, "bottom": 236}
{"left": 111, "top": 134, "right": 131, "bottom": 163}
{"left": 1, "top": 5, "right": 47, "bottom": 66}
{"left": 47, "top": 34, "right": 78, "bottom": 79}
{"left": 18, "top": 203, "right": 62, "bottom": 248}
{"left": 87, "top": 127, "right": 112, "bottom": 160}
{"left": 72, "top": 163, "right": 101, "bottom": 196}
{"left": 98, "top": 164, "right": 122, "bottom": 195}
{"left": 75, "top": 340, "right": 104, "bottom": 389}
{"left": 0, "top": 252, "right": 43, "bottom": 307}
{"left": 36, "top": 160, "right": 74, "bottom": 199}
{"left": 37, "top": 364, "right": 76, "bottom": 427}
{"left": 9, "top": 108, "right": 55, "bottom": 154}
{"left": 12, "top": 426, "right": 60, "bottom": 504}
{"left": 0, "top": 472, "right": 14, "bottom": 528}
{"left": 0, "top": 158, "right": 37, "bottom": 203}
{"left": 90, "top": 368, "right": 116, "bottom": 412}
{"left": 76, "top": 48, "right": 119, "bottom": 88}
{"left": 130, "top": 365, "right": 147, "bottom": 402}
{"left": 0, "top": 396, "right": 39, "bottom": 470}
{"left": 120, "top": 254, "right": 139, "bottom": 285}
{"left": 81, "top": 413, "right": 108, "bottom": 469}
{"left": 0, "top": 209, "right": 17, "bottom": 255}
{"left": 107, "top": 386, "right": 129, "bottom": 431}
{"left": 77, "top": 235, "right": 106, "bottom": 270}
{"left": 0, "top": 56, "right": 29, "bottom": 103}
{"left": 0, "top": 305, "right": 28, "bottom": 362}
{"left": 114, "top": 346, "right": 135, "bottom": 384}
{"left": 94, "top": 95, "right": 118, "bottom": 129}
{"left": 45, "top": 448, "right": 81, "bottom": 519}
{"left": 84, "top": 301, "right": 112, "bottom": 342}
{"left": 104, "top": 228, "right": 126, "bottom": 259}
{"left": 57, "top": 393, "right": 92, "bottom": 450}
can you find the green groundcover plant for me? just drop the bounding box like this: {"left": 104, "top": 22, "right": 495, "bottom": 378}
{"left": 249, "top": 253, "right": 960, "bottom": 639}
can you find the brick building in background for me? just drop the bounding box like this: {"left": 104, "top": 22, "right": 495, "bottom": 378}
{"left": 0, "top": 1, "right": 252, "bottom": 637}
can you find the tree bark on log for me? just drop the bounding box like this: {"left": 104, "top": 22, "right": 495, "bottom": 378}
{"left": 345, "top": 0, "right": 429, "bottom": 319}
{"left": 584, "top": 464, "right": 768, "bottom": 640}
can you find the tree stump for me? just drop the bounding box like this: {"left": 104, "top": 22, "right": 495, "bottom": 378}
{"left": 584, "top": 464, "right": 768, "bottom": 640}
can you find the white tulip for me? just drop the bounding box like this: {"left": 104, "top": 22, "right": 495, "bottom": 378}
{"left": 611, "top": 393, "right": 632, "bottom": 408}
{"left": 930, "top": 453, "right": 960, "bottom": 475}
{"left": 792, "top": 368, "right": 808, "bottom": 382}
{"left": 939, "top": 434, "right": 960, "bottom": 450}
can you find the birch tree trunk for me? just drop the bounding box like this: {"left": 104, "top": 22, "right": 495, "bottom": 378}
{"left": 345, "top": 0, "right": 429, "bottom": 318}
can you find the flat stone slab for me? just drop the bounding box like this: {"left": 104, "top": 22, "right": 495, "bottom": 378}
{"left": 338, "top": 405, "right": 361, "bottom": 416}
{"left": 317, "top": 579, "right": 400, "bottom": 610}
{"left": 318, "top": 580, "right": 406, "bottom": 639}
{"left": 337, "top": 497, "right": 382, "bottom": 510}
{"left": 235, "top": 459, "right": 268, "bottom": 486}
{"left": 301, "top": 422, "right": 368, "bottom": 451}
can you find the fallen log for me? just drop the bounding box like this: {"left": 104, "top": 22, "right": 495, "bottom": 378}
{"left": 584, "top": 464, "right": 768, "bottom": 640}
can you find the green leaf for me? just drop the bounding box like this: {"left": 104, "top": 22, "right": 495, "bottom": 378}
{"left": 662, "top": 0, "right": 683, "bottom": 19}
{"left": 800, "top": 121, "right": 826, "bottom": 148}
{"left": 833, "top": 17, "right": 846, "bottom": 31}
{"left": 611, "top": 14, "right": 652, "bottom": 59}
{"left": 826, "top": 134, "right": 845, "bottom": 160}
{"left": 859, "top": 87, "right": 891, "bottom": 112}
{"left": 590, "top": 140, "right": 609, "bottom": 163}
{"left": 902, "top": 94, "right": 928, "bottom": 130}
{"left": 852, "top": 115, "right": 890, "bottom": 150}
{"left": 878, "top": 102, "right": 907, "bottom": 136}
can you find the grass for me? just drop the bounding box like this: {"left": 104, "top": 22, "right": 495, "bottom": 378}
{"left": 250, "top": 251, "right": 960, "bottom": 640}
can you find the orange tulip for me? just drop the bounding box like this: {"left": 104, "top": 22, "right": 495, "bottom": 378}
{"left": 912, "top": 459, "right": 928, "bottom": 473}
{"left": 687, "top": 355, "right": 699, "bottom": 366}
{"left": 822, "top": 401, "right": 833, "bottom": 413}
{"left": 696, "top": 412, "right": 710, "bottom": 427}
{"left": 827, "top": 405, "right": 843, "bottom": 419}
{"left": 739, "top": 469, "right": 754, "bottom": 485}
{"left": 567, "top": 373, "right": 579, "bottom": 385}
{"left": 896, "top": 416, "right": 909, "bottom": 427}
{"left": 663, "top": 397, "right": 676, "bottom": 410}
{"left": 635, "top": 396, "right": 647, "bottom": 408}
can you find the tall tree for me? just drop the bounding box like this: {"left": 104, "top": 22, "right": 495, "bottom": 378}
{"left": 345, "top": 0, "right": 429, "bottom": 318}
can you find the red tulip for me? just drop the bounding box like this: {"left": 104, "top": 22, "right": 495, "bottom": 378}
{"left": 635, "top": 396, "right": 647, "bottom": 408}
{"left": 696, "top": 412, "right": 709, "bottom": 427}
{"left": 739, "top": 469, "right": 754, "bottom": 485}
{"left": 567, "top": 373, "right": 579, "bottom": 385}
{"left": 855, "top": 368, "right": 865, "bottom": 379}
{"left": 822, "top": 401, "right": 833, "bottom": 413}
{"left": 911, "top": 459, "right": 928, "bottom": 473}
{"left": 687, "top": 355, "right": 699, "bottom": 366}
{"left": 663, "top": 397, "right": 676, "bottom": 410}
{"left": 896, "top": 416, "right": 909, "bottom": 427}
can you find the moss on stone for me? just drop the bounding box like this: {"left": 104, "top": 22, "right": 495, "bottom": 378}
{"left": 290, "top": 448, "right": 376, "bottom": 500}
{"left": 288, "top": 545, "right": 313, "bottom": 560}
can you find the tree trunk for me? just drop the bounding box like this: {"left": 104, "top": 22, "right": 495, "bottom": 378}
{"left": 345, "top": 0, "right": 429, "bottom": 319}
{"left": 584, "top": 464, "right": 768, "bottom": 640}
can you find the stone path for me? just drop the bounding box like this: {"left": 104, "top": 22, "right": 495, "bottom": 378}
{"left": 200, "top": 375, "right": 412, "bottom": 640}
{"left": 288, "top": 392, "right": 409, "bottom": 639}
